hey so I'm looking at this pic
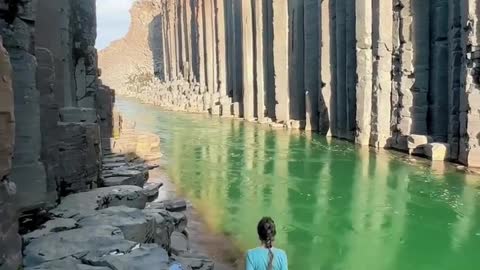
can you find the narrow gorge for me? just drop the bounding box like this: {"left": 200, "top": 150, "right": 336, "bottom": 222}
{"left": 1, "top": 0, "right": 480, "bottom": 269}
{"left": 100, "top": 0, "right": 480, "bottom": 168}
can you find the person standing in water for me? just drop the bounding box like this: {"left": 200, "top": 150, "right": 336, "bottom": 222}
{"left": 245, "top": 217, "right": 288, "bottom": 270}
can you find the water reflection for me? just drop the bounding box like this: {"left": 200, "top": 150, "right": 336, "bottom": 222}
{"left": 117, "top": 98, "right": 480, "bottom": 270}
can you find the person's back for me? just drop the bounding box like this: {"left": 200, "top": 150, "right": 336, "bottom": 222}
{"left": 245, "top": 217, "right": 288, "bottom": 270}
{"left": 246, "top": 247, "right": 287, "bottom": 270}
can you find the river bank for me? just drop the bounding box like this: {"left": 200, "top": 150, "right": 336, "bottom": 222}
{"left": 149, "top": 167, "right": 243, "bottom": 270}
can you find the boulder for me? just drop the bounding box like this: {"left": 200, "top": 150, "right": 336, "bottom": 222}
{"left": 51, "top": 186, "right": 148, "bottom": 219}
{"left": 23, "top": 225, "right": 137, "bottom": 267}
{"left": 424, "top": 143, "right": 450, "bottom": 161}
{"left": 142, "top": 209, "right": 175, "bottom": 250}
{"left": 407, "top": 134, "right": 433, "bottom": 154}
{"left": 23, "top": 218, "right": 78, "bottom": 243}
{"left": 82, "top": 244, "right": 170, "bottom": 270}
{"left": 170, "top": 231, "right": 189, "bottom": 255}
{"left": 78, "top": 206, "right": 154, "bottom": 243}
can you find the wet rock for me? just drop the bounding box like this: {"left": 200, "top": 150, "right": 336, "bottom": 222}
{"left": 23, "top": 225, "right": 136, "bottom": 267}
{"left": 82, "top": 244, "right": 169, "bottom": 270}
{"left": 170, "top": 231, "right": 189, "bottom": 255}
{"left": 147, "top": 199, "right": 188, "bottom": 212}
{"left": 23, "top": 218, "right": 78, "bottom": 243}
{"left": 78, "top": 206, "right": 154, "bottom": 243}
{"left": 51, "top": 186, "right": 148, "bottom": 219}
{"left": 424, "top": 143, "right": 450, "bottom": 161}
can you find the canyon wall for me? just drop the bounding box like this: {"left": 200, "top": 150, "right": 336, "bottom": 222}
{"left": 0, "top": 0, "right": 101, "bottom": 268}
{"left": 100, "top": 0, "right": 480, "bottom": 167}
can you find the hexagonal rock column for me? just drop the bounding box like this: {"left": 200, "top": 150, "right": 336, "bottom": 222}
{"left": 36, "top": 47, "right": 60, "bottom": 206}
{"left": 1, "top": 0, "right": 47, "bottom": 211}
{"left": 0, "top": 36, "right": 22, "bottom": 270}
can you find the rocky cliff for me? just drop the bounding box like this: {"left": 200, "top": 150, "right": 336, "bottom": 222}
{"left": 98, "top": 0, "right": 162, "bottom": 93}
{"left": 99, "top": 0, "right": 480, "bottom": 168}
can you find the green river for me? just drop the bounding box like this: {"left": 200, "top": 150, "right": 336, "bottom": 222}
{"left": 117, "top": 98, "right": 480, "bottom": 270}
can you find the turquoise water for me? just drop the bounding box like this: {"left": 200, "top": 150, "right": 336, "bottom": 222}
{"left": 117, "top": 98, "right": 480, "bottom": 270}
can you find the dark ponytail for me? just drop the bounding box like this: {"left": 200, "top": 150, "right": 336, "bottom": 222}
{"left": 257, "top": 217, "right": 276, "bottom": 270}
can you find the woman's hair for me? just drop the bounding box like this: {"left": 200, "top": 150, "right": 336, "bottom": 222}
{"left": 257, "top": 217, "right": 276, "bottom": 270}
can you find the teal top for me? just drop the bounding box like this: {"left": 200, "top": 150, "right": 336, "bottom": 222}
{"left": 246, "top": 247, "right": 288, "bottom": 270}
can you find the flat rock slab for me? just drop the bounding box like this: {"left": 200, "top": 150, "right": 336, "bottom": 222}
{"left": 23, "top": 225, "right": 136, "bottom": 267}
{"left": 77, "top": 206, "right": 154, "bottom": 243}
{"left": 83, "top": 244, "right": 170, "bottom": 270}
{"left": 51, "top": 186, "right": 148, "bottom": 219}
{"left": 147, "top": 199, "right": 187, "bottom": 212}
{"left": 24, "top": 257, "right": 110, "bottom": 270}
{"left": 23, "top": 218, "right": 78, "bottom": 243}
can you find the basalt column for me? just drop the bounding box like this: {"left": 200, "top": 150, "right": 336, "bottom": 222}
{"left": 196, "top": 0, "right": 206, "bottom": 87}
{"left": 304, "top": 0, "right": 319, "bottom": 131}
{"left": 288, "top": 0, "right": 305, "bottom": 127}
{"left": 345, "top": 0, "right": 356, "bottom": 140}
{"left": 318, "top": 0, "right": 336, "bottom": 135}
{"left": 272, "top": 0, "right": 290, "bottom": 123}
{"left": 429, "top": 0, "right": 449, "bottom": 142}
{"left": 460, "top": 0, "right": 480, "bottom": 167}
{"left": 392, "top": 0, "right": 415, "bottom": 149}
{"left": 0, "top": 37, "right": 21, "bottom": 270}
{"left": 371, "top": 0, "right": 393, "bottom": 148}
{"left": 241, "top": 0, "right": 255, "bottom": 121}
{"left": 233, "top": 0, "right": 243, "bottom": 116}
{"left": 1, "top": 0, "right": 48, "bottom": 210}
{"left": 215, "top": 0, "right": 229, "bottom": 114}
{"left": 253, "top": 0, "right": 267, "bottom": 122}
{"left": 355, "top": 0, "right": 373, "bottom": 146}
{"left": 335, "top": 0, "right": 347, "bottom": 139}
{"left": 204, "top": 0, "right": 215, "bottom": 96}
{"left": 412, "top": 0, "right": 430, "bottom": 135}
{"left": 447, "top": 0, "right": 463, "bottom": 160}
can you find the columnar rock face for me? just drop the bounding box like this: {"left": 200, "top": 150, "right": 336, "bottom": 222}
{"left": 99, "top": 0, "right": 480, "bottom": 167}
{"left": 0, "top": 37, "right": 21, "bottom": 270}
{"left": 1, "top": 0, "right": 48, "bottom": 211}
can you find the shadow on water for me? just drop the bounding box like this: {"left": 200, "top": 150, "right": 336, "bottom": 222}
{"left": 117, "top": 97, "right": 480, "bottom": 270}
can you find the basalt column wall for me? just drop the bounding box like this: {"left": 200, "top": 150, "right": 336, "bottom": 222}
{"left": 102, "top": 0, "right": 480, "bottom": 167}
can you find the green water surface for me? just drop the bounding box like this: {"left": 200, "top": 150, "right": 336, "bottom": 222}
{"left": 117, "top": 98, "right": 480, "bottom": 270}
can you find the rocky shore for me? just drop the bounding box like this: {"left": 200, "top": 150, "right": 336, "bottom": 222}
{"left": 22, "top": 126, "right": 215, "bottom": 270}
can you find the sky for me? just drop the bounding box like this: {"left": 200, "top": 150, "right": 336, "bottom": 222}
{"left": 96, "top": 0, "right": 134, "bottom": 50}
